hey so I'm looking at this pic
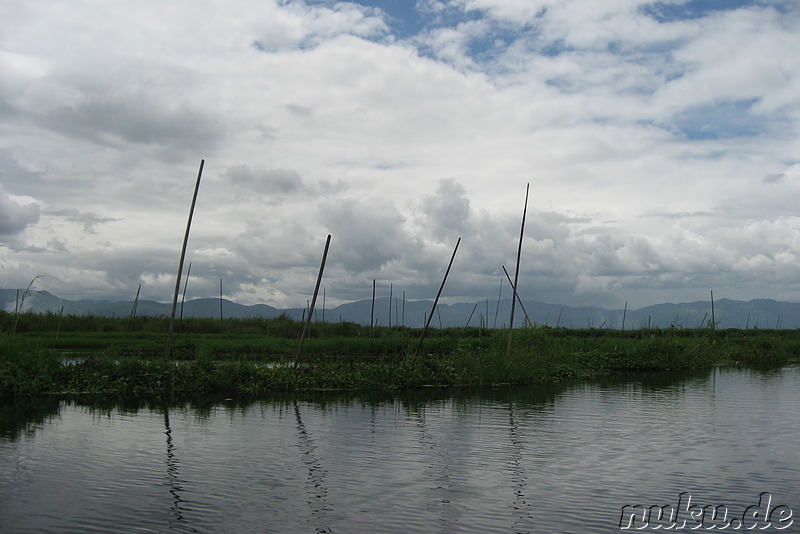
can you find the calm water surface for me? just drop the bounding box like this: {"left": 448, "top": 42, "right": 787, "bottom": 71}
{"left": 1, "top": 365, "right": 799, "bottom": 533}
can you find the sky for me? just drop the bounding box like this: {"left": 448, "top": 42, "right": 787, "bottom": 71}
{"left": 1, "top": 0, "right": 799, "bottom": 311}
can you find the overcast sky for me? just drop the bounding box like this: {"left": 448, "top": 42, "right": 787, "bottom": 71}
{"left": 1, "top": 0, "right": 799, "bottom": 310}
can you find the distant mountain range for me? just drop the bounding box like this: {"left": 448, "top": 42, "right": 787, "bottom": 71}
{"left": 1, "top": 289, "right": 797, "bottom": 330}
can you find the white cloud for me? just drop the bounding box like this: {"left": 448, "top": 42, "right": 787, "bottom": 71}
{"left": 0, "top": 0, "right": 798, "bottom": 310}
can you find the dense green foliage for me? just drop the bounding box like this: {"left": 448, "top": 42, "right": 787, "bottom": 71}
{"left": 1, "top": 310, "right": 798, "bottom": 397}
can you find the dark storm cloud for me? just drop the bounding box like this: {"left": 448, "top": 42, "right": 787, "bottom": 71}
{"left": 225, "top": 164, "right": 304, "bottom": 195}
{"left": 762, "top": 172, "right": 785, "bottom": 184}
{"left": 0, "top": 183, "right": 40, "bottom": 236}
{"left": 33, "top": 96, "right": 222, "bottom": 153}
{"left": 47, "top": 208, "right": 119, "bottom": 233}
{"left": 320, "top": 197, "right": 413, "bottom": 273}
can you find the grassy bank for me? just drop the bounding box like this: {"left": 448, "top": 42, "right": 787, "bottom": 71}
{"left": 2, "top": 311, "right": 799, "bottom": 397}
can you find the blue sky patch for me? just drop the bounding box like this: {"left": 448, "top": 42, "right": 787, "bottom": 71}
{"left": 643, "top": 0, "right": 756, "bottom": 22}
{"left": 670, "top": 99, "right": 766, "bottom": 139}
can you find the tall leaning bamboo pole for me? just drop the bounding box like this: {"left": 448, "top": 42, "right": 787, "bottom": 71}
{"left": 507, "top": 183, "right": 530, "bottom": 357}
{"left": 179, "top": 262, "right": 192, "bottom": 324}
{"left": 165, "top": 159, "right": 204, "bottom": 359}
{"left": 294, "top": 234, "right": 332, "bottom": 368}
{"left": 415, "top": 237, "right": 461, "bottom": 357}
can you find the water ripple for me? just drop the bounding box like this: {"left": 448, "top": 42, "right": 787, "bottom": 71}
{"left": 1, "top": 366, "right": 799, "bottom": 533}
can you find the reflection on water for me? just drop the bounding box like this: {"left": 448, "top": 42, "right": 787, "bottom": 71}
{"left": 1, "top": 365, "right": 799, "bottom": 533}
{"left": 294, "top": 400, "right": 333, "bottom": 533}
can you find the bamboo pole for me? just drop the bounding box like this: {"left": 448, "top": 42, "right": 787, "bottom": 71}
{"left": 219, "top": 278, "right": 223, "bottom": 333}
{"left": 501, "top": 265, "right": 532, "bottom": 328}
{"left": 294, "top": 234, "right": 332, "bottom": 368}
{"left": 415, "top": 237, "right": 461, "bottom": 357}
{"left": 507, "top": 183, "right": 529, "bottom": 357}
{"left": 179, "top": 262, "right": 191, "bottom": 324}
{"left": 165, "top": 159, "right": 204, "bottom": 358}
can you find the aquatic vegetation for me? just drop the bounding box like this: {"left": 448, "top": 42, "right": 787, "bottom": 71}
{"left": 1, "top": 311, "right": 798, "bottom": 397}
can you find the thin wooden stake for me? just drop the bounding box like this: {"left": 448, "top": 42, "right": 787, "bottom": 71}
{"left": 56, "top": 306, "right": 64, "bottom": 338}
{"left": 128, "top": 283, "right": 141, "bottom": 332}
{"left": 466, "top": 302, "right": 479, "bottom": 328}
{"left": 415, "top": 237, "right": 461, "bottom": 357}
{"left": 621, "top": 301, "right": 627, "bottom": 331}
{"left": 507, "top": 183, "right": 529, "bottom": 357}
{"left": 219, "top": 278, "right": 224, "bottom": 333}
{"left": 493, "top": 277, "right": 503, "bottom": 329}
{"left": 165, "top": 159, "right": 204, "bottom": 358}
{"left": 402, "top": 290, "right": 406, "bottom": 328}
{"left": 388, "top": 283, "right": 393, "bottom": 328}
{"left": 370, "top": 279, "right": 376, "bottom": 339}
{"left": 710, "top": 289, "right": 716, "bottom": 337}
{"left": 294, "top": 234, "right": 332, "bottom": 368}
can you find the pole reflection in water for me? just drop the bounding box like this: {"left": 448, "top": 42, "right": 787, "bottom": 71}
{"left": 162, "top": 406, "right": 198, "bottom": 533}
{"left": 411, "top": 404, "right": 458, "bottom": 530}
{"left": 293, "top": 400, "right": 333, "bottom": 533}
{"left": 507, "top": 402, "right": 535, "bottom": 533}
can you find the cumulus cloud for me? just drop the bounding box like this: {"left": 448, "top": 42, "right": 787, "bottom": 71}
{"left": 421, "top": 178, "right": 474, "bottom": 241}
{"left": 0, "top": 0, "right": 798, "bottom": 310}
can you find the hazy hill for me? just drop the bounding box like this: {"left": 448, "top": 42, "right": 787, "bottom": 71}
{"left": 1, "top": 289, "right": 797, "bottom": 330}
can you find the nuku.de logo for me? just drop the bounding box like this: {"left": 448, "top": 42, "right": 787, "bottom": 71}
{"left": 619, "top": 492, "right": 793, "bottom": 530}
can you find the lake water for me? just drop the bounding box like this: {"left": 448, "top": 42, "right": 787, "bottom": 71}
{"left": 1, "top": 365, "right": 799, "bottom": 533}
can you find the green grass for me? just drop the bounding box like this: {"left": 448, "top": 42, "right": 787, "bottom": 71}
{"left": 1, "top": 310, "right": 799, "bottom": 397}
